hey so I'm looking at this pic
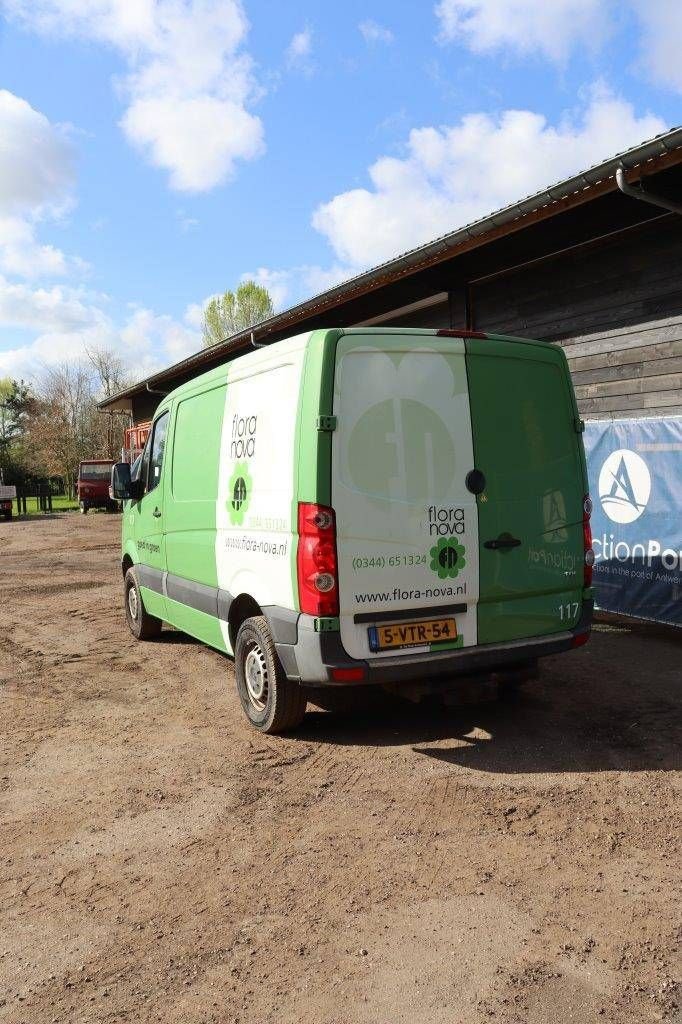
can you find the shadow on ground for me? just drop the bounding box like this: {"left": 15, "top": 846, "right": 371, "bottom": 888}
{"left": 299, "top": 626, "right": 681, "bottom": 775}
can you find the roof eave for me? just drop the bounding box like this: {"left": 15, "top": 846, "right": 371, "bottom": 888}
{"left": 99, "top": 126, "right": 682, "bottom": 412}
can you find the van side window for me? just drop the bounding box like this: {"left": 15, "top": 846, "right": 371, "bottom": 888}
{"left": 138, "top": 438, "right": 151, "bottom": 490}
{"left": 130, "top": 453, "right": 143, "bottom": 483}
{"left": 147, "top": 411, "right": 169, "bottom": 493}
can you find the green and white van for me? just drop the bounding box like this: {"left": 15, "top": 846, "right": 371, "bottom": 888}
{"left": 112, "top": 328, "right": 594, "bottom": 733}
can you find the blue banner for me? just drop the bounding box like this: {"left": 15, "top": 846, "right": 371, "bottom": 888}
{"left": 583, "top": 417, "right": 682, "bottom": 626}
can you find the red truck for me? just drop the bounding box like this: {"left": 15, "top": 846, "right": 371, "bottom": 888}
{"left": 77, "top": 460, "right": 118, "bottom": 514}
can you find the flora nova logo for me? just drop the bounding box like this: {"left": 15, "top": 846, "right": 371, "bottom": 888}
{"left": 598, "top": 449, "right": 651, "bottom": 524}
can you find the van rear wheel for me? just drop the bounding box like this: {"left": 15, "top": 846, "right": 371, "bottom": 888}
{"left": 235, "top": 616, "right": 306, "bottom": 734}
{"left": 124, "top": 567, "right": 162, "bottom": 640}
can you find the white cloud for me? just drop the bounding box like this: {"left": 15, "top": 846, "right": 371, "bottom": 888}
{"left": 241, "top": 263, "right": 352, "bottom": 312}
{"left": 0, "top": 89, "right": 74, "bottom": 213}
{"left": 0, "top": 90, "right": 78, "bottom": 280}
{"left": 434, "top": 0, "right": 682, "bottom": 94}
{"left": 3, "top": 0, "right": 264, "bottom": 192}
{"left": 0, "top": 87, "right": 201, "bottom": 379}
{"left": 0, "top": 277, "right": 105, "bottom": 333}
{"left": 0, "top": 275, "right": 201, "bottom": 379}
{"left": 434, "top": 0, "right": 609, "bottom": 62}
{"left": 0, "top": 217, "right": 67, "bottom": 279}
{"left": 635, "top": 1, "right": 682, "bottom": 93}
{"left": 359, "top": 20, "right": 394, "bottom": 45}
{"left": 311, "top": 86, "right": 666, "bottom": 268}
{"left": 286, "top": 26, "right": 313, "bottom": 71}
{"left": 120, "top": 306, "right": 200, "bottom": 363}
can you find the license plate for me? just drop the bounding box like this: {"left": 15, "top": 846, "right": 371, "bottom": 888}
{"left": 368, "top": 617, "right": 458, "bottom": 652}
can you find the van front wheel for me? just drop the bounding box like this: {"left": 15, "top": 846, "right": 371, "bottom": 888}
{"left": 235, "top": 616, "right": 306, "bottom": 734}
{"left": 124, "top": 567, "right": 162, "bottom": 640}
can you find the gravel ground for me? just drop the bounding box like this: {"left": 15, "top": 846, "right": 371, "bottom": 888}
{"left": 0, "top": 513, "right": 680, "bottom": 1024}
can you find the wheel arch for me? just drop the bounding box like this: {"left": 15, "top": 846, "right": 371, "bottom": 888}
{"left": 227, "top": 593, "right": 262, "bottom": 652}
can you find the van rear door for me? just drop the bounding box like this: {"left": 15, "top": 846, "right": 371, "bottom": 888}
{"left": 332, "top": 332, "right": 479, "bottom": 662}
{"left": 465, "top": 336, "right": 585, "bottom": 644}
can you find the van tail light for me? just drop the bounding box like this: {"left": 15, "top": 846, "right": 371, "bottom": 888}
{"left": 297, "top": 503, "right": 339, "bottom": 617}
{"left": 583, "top": 493, "right": 594, "bottom": 587}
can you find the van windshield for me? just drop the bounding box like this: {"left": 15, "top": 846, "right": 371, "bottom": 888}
{"left": 79, "top": 463, "right": 112, "bottom": 481}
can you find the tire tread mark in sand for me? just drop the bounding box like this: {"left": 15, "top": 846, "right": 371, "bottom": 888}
{"left": 0, "top": 633, "right": 45, "bottom": 676}
{"left": 392, "top": 775, "right": 442, "bottom": 837}
{"left": 31, "top": 579, "right": 107, "bottom": 597}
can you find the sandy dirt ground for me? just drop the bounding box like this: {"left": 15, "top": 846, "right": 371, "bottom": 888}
{"left": 0, "top": 512, "right": 680, "bottom": 1024}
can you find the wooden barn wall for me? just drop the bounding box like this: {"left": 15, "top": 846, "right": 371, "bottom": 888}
{"left": 381, "top": 298, "right": 451, "bottom": 329}
{"left": 469, "top": 217, "right": 682, "bottom": 419}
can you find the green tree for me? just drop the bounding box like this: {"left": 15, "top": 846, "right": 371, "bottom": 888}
{"left": 0, "top": 378, "right": 34, "bottom": 484}
{"left": 203, "top": 280, "right": 274, "bottom": 348}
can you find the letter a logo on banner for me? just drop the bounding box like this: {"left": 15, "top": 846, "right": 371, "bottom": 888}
{"left": 598, "top": 449, "right": 651, "bottom": 524}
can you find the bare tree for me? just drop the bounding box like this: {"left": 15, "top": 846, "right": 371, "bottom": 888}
{"left": 85, "top": 346, "right": 132, "bottom": 459}
{"left": 28, "top": 363, "right": 100, "bottom": 497}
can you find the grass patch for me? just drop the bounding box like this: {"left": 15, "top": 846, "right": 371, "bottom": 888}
{"left": 10, "top": 494, "right": 79, "bottom": 518}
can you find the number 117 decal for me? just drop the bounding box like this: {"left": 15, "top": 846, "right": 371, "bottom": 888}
{"left": 559, "top": 602, "right": 579, "bottom": 621}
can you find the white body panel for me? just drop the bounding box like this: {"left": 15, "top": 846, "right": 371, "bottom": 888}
{"left": 332, "top": 335, "right": 479, "bottom": 661}
{"left": 215, "top": 335, "right": 309, "bottom": 652}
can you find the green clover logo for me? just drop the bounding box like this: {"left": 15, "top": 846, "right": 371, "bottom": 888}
{"left": 228, "top": 462, "right": 252, "bottom": 525}
{"left": 430, "top": 538, "right": 466, "bottom": 579}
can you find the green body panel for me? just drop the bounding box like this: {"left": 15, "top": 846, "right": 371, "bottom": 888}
{"left": 125, "top": 401, "right": 172, "bottom": 621}
{"left": 465, "top": 336, "right": 586, "bottom": 643}
{"left": 295, "top": 329, "right": 340, "bottom": 505}
{"left": 139, "top": 586, "right": 166, "bottom": 621}
{"left": 165, "top": 383, "right": 226, "bottom": 589}
{"left": 164, "top": 597, "right": 228, "bottom": 653}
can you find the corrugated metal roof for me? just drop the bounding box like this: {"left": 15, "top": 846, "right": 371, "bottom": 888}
{"left": 101, "top": 125, "right": 682, "bottom": 411}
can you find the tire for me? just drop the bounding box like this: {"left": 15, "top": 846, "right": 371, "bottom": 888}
{"left": 3, "top": 512, "right": 10, "bottom": 521}
{"left": 124, "top": 567, "right": 162, "bottom": 640}
{"left": 235, "top": 615, "right": 306, "bottom": 734}
{"left": 79, "top": 502, "right": 88, "bottom": 515}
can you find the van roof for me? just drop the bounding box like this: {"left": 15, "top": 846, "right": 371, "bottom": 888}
{"left": 156, "top": 326, "right": 555, "bottom": 408}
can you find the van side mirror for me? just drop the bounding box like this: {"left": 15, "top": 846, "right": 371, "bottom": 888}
{"left": 110, "top": 462, "right": 141, "bottom": 501}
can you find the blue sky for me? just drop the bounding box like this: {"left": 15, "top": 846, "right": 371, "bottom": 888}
{"left": 0, "top": 0, "right": 680, "bottom": 380}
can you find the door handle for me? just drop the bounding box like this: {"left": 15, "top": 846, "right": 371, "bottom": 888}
{"left": 152, "top": 507, "right": 162, "bottom": 519}
{"left": 484, "top": 535, "right": 521, "bottom": 550}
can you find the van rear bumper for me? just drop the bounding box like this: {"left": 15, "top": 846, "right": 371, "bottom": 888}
{"left": 268, "top": 600, "right": 593, "bottom": 687}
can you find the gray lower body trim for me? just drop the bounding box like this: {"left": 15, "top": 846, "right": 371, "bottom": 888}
{"left": 166, "top": 575, "right": 218, "bottom": 617}
{"left": 262, "top": 606, "right": 299, "bottom": 645}
{"left": 217, "top": 589, "right": 233, "bottom": 622}
{"left": 132, "top": 567, "right": 296, "bottom": 642}
{"left": 136, "top": 564, "right": 165, "bottom": 595}
{"left": 279, "top": 601, "right": 594, "bottom": 686}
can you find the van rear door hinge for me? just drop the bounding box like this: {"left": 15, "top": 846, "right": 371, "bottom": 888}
{"left": 317, "top": 415, "right": 337, "bottom": 432}
{"left": 575, "top": 417, "right": 585, "bottom": 433}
